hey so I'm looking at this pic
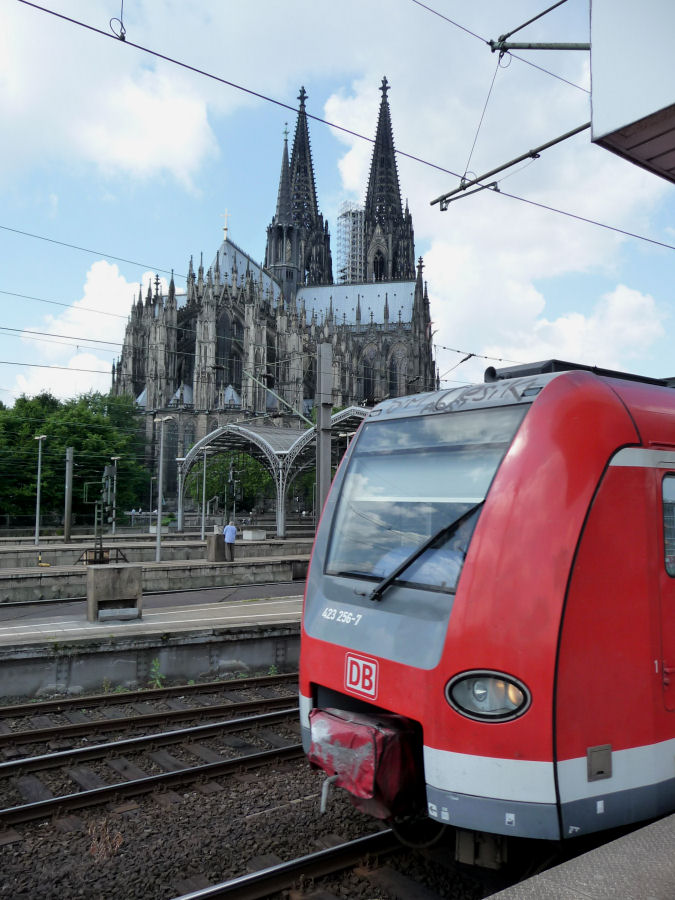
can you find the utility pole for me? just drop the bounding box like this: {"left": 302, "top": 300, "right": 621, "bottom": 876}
{"left": 111, "top": 456, "right": 121, "bottom": 536}
{"left": 154, "top": 416, "right": 173, "bottom": 562}
{"left": 149, "top": 476, "right": 156, "bottom": 534}
{"left": 63, "top": 446, "right": 73, "bottom": 542}
{"left": 34, "top": 434, "right": 47, "bottom": 547}
{"left": 176, "top": 457, "right": 186, "bottom": 532}
{"left": 316, "top": 343, "right": 333, "bottom": 519}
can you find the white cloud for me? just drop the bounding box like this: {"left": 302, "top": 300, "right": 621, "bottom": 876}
{"left": 431, "top": 276, "right": 666, "bottom": 387}
{"left": 10, "top": 261, "right": 156, "bottom": 402}
{"left": 13, "top": 352, "right": 112, "bottom": 402}
{"left": 0, "top": 2, "right": 218, "bottom": 187}
{"left": 75, "top": 70, "right": 218, "bottom": 187}
{"left": 488, "top": 284, "right": 665, "bottom": 367}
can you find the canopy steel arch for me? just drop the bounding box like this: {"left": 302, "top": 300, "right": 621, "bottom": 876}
{"left": 176, "top": 408, "right": 369, "bottom": 537}
{"left": 176, "top": 422, "right": 305, "bottom": 536}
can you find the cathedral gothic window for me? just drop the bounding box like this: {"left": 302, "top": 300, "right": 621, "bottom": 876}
{"left": 362, "top": 346, "right": 377, "bottom": 402}
{"left": 216, "top": 311, "right": 233, "bottom": 382}
{"left": 388, "top": 349, "right": 406, "bottom": 398}
{"left": 373, "top": 251, "right": 385, "bottom": 281}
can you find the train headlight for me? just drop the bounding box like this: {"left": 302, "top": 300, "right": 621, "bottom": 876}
{"left": 446, "top": 671, "right": 530, "bottom": 722}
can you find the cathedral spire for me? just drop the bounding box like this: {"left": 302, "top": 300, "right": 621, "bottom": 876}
{"left": 266, "top": 89, "right": 332, "bottom": 293}
{"left": 198, "top": 252, "right": 204, "bottom": 293}
{"left": 365, "top": 77, "right": 403, "bottom": 228}
{"left": 290, "top": 87, "right": 319, "bottom": 230}
{"left": 363, "top": 78, "right": 415, "bottom": 281}
{"left": 274, "top": 124, "right": 293, "bottom": 226}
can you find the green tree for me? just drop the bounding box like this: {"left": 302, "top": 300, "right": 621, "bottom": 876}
{"left": 0, "top": 391, "right": 149, "bottom": 528}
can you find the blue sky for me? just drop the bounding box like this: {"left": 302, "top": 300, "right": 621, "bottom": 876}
{"left": 2, "top": 0, "right": 674, "bottom": 404}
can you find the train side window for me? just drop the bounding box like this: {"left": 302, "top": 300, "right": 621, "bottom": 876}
{"left": 662, "top": 475, "right": 675, "bottom": 577}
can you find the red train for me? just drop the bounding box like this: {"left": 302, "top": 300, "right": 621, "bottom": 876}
{"left": 300, "top": 360, "right": 675, "bottom": 854}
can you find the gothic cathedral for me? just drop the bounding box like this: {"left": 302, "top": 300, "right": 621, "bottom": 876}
{"left": 112, "top": 79, "right": 437, "bottom": 472}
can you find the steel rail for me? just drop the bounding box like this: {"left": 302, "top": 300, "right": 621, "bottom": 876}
{"left": 171, "top": 830, "right": 400, "bottom": 899}
{"left": 0, "top": 672, "right": 297, "bottom": 718}
{"left": 0, "top": 742, "right": 305, "bottom": 826}
{"left": 0, "top": 707, "right": 299, "bottom": 776}
{"left": 0, "top": 695, "right": 298, "bottom": 748}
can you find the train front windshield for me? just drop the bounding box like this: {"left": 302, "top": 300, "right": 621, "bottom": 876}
{"left": 326, "top": 405, "right": 527, "bottom": 592}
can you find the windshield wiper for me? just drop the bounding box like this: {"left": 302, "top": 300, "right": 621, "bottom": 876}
{"left": 368, "top": 501, "right": 484, "bottom": 603}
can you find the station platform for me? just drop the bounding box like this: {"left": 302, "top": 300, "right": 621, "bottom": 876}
{"left": 492, "top": 812, "right": 675, "bottom": 899}
{"left": 0, "top": 595, "right": 303, "bottom": 647}
{"left": 0, "top": 593, "right": 303, "bottom": 699}
{"left": 0, "top": 553, "right": 310, "bottom": 602}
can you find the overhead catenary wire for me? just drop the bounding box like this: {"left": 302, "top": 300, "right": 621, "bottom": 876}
{"left": 0, "top": 290, "right": 132, "bottom": 320}
{"left": 14, "top": 0, "right": 589, "bottom": 183}
{"left": 8, "top": 0, "right": 673, "bottom": 284}
{"left": 6, "top": 0, "right": 675, "bottom": 415}
{"left": 462, "top": 58, "right": 501, "bottom": 182}
{"left": 0, "top": 345, "right": 467, "bottom": 396}
{"left": 434, "top": 343, "right": 521, "bottom": 365}
{"left": 409, "top": 0, "right": 588, "bottom": 94}
{"left": 0, "top": 326, "right": 122, "bottom": 348}
{"left": 0, "top": 286, "right": 325, "bottom": 357}
{"left": 0, "top": 224, "right": 183, "bottom": 280}
{"left": 8, "top": 1, "right": 582, "bottom": 187}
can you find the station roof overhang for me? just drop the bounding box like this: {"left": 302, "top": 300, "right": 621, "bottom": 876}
{"left": 177, "top": 406, "right": 370, "bottom": 481}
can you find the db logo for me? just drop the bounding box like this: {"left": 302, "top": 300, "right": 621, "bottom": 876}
{"left": 345, "top": 653, "right": 379, "bottom": 699}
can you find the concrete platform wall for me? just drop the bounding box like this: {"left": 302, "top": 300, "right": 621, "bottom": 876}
{"left": 0, "top": 556, "right": 310, "bottom": 602}
{"left": 0, "top": 624, "right": 300, "bottom": 698}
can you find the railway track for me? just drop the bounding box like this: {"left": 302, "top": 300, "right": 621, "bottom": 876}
{"left": 0, "top": 674, "right": 302, "bottom": 827}
{"left": 0, "top": 672, "right": 297, "bottom": 747}
{"left": 0, "top": 671, "right": 297, "bottom": 716}
{"left": 0, "top": 686, "right": 489, "bottom": 900}
{"left": 0, "top": 705, "right": 302, "bottom": 825}
{"left": 170, "top": 830, "right": 403, "bottom": 899}
{"left": 168, "top": 829, "right": 477, "bottom": 900}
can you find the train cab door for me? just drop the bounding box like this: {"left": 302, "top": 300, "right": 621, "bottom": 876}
{"left": 658, "top": 473, "right": 675, "bottom": 711}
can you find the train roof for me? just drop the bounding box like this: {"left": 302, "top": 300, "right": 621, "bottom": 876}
{"left": 368, "top": 360, "right": 675, "bottom": 424}
{"left": 484, "top": 359, "right": 668, "bottom": 387}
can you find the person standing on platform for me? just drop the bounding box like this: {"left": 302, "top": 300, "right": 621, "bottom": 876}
{"left": 223, "top": 520, "right": 237, "bottom": 561}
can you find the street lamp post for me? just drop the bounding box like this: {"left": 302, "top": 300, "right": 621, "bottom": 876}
{"left": 111, "top": 456, "right": 121, "bottom": 536}
{"left": 154, "top": 416, "right": 173, "bottom": 563}
{"left": 149, "top": 476, "right": 157, "bottom": 534}
{"left": 34, "top": 434, "right": 47, "bottom": 547}
{"left": 176, "top": 457, "right": 186, "bottom": 532}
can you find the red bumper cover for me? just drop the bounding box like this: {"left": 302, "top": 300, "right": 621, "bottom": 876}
{"left": 308, "top": 707, "right": 422, "bottom": 819}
